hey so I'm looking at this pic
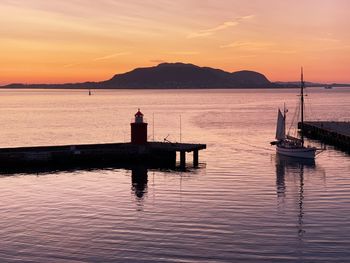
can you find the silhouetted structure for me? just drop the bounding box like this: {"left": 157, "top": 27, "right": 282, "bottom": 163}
{"left": 301, "top": 121, "right": 350, "bottom": 152}
{"left": 131, "top": 109, "right": 148, "bottom": 145}
{"left": 0, "top": 111, "right": 206, "bottom": 170}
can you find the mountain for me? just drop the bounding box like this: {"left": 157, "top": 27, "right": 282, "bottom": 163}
{"left": 100, "top": 62, "right": 274, "bottom": 88}
{"left": 2, "top": 62, "right": 277, "bottom": 89}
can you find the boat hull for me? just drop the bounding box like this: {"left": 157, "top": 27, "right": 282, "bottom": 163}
{"left": 276, "top": 146, "right": 316, "bottom": 159}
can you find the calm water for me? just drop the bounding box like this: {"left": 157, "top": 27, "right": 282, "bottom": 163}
{"left": 0, "top": 88, "right": 349, "bottom": 262}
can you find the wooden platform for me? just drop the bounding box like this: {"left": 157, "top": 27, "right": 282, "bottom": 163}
{"left": 301, "top": 121, "right": 350, "bottom": 151}
{"left": 0, "top": 142, "right": 206, "bottom": 170}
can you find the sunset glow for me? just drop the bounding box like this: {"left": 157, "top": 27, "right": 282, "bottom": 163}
{"left": 1, "top": 0, "right": 349, "bottom": 85}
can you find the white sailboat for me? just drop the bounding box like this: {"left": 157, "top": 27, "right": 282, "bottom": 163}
{"left": 271, "top": 68, "right": 317, "bottom": 159}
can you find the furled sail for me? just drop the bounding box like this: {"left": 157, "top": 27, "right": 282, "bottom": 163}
{"left": 275, "top": 109, "right": 285, "bottom": 140}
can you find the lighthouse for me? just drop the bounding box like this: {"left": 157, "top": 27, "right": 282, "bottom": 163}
{"left": 131, "top": 109, "right": 148, "bottom": 144}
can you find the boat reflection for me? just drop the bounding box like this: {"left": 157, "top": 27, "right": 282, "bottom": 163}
{"left": 276, "top": 155, "right": 315, "bottom": 197}
{"left": 275, "top": 155, "right": 316, "bottom": 238}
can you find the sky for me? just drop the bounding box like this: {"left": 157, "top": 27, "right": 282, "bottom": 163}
{"left": 0, "top": 0, "right": 349, "bottom": 85}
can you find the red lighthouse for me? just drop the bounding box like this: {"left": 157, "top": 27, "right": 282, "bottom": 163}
{"left": 131, "top": 109, "right": 148, "bottom": 144}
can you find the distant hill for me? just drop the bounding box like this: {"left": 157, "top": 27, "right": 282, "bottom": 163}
{"left": 3, "top": 62, "right": 348, "bottom": 89}
{"left": 100, "top": 62, "right": 274, "bottom": 88}
{"left": 2, "top": 62, "right": 278, "bottom": 89}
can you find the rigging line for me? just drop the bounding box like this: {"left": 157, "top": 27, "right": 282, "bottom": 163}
{"left": 234, "top": 141, "right": 275, "bottom": 152}
{"left": 305, "top": 98, "right": 311, "bottom": 121}
{"left": 230, "top": 147, "right": 274, "bottom": 156}
{"left": 305, "top": 88, "right": 317, "bottom": 121}
{"left": 226, "top": 135, "right": 270, "bottom": 150}
{"left": 288, "top": 100, "right": 300, "bottom": 135}
{"left": 304, "top": 87, "right": 310, "bottom": 119}
{"left": 305, "top": 95, "right": 315, "bottom": 121}
{"left": 296, "top": 101, "right": 301, "bottom": 129}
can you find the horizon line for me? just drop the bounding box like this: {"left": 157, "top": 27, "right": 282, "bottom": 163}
{"left": 1, "top": 62, "right": 349, "bottom": 86}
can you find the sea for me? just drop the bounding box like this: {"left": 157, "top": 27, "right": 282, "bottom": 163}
{"left": 0, "top": 88, "right": 349, "bottom": 262}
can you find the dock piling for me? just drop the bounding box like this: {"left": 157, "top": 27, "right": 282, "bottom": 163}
{"left": 193, "top": 150, "right": 199, "bottom": 167}
{"left": 180, "top": 151, "right": 186, "bottom": 168}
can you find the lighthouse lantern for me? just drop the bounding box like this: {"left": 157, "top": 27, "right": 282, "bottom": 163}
{"left": 135, "top": 109, "right": 144, "bottom": 123}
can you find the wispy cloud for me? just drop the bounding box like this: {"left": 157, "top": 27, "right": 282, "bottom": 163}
{"left": 315, "top": 37, "right": 340, "bottom": 42}
{"left": 168, "top": 51, "right": 199, "bottom": 55}
{"left": 187, "top": 15, "right": 254, "bottom": 39}
{"left": 93, "top": 52, "right": 130, "bottom": 61}
{"left": 63, "top": 63, "right": 80, "bottom": 68}
{"left": 187, "top": 31, "right": 215, "bottom": 39}
{"left": 237, "top": 54, "right": 257, "bottom": 58}
{"left": 150, "top": 59, "right": 166, "bottom": 63}
{"left": 239, "top": 15, "right": 255, "bottom": 20}
{"left": 220, "top": 41, "right": 274, "bottom": 50}
{"left": 206, "top": 21, "right": 238, "bottom": 32}
{"left": 187, "top": 21, "right": 238, "bottom": 39}
{"left": 270, "top": 49, "right": 297, "bottom": 54}
{"left": 64, "top": 51, "right": 131, "bottom": 68}
{"left": 312, "top": 44, "right": 350, "bottom": 52}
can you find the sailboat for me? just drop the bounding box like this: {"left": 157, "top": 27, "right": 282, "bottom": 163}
{"left": 271, "top": 68, "right": 317, "bottom": 159}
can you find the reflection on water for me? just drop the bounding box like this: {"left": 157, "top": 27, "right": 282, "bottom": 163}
{"left": 0, "top": 89, "right": 349, "bottom": 262}
{"left": 0, "top": 164, "right": 152, "bottom": 201}
{"left": 131, "top": 166, "right": 148, "bottom": 199}
{"left": 275, "top": 155, "right": 323, "bottom": 240}
{"left": 276, "top": 155, "right": 316, "bottom": 197}
{"left": 0, "top": 164, "right": 150, "bottom": 202}
{"left": 275, "top": 155, "right": 318, "bottom": 259}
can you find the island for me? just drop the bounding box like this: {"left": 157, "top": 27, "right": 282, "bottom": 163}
{"left": 2, "top": 62, "right": 278, "bottom": 89}
{"left": 2, "top": 62, "right": 348, "bottom": 89}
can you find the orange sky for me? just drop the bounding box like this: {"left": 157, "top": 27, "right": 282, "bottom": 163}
{"left": 1, "top": 0, "right": 349, "bottom": 85}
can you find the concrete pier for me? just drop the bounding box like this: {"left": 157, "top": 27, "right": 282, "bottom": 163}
{"left": 300, "top": 121, "right": 350, "bottom": 151}
{"left": 0, "top": 141, "right": 206, "bottom": 170}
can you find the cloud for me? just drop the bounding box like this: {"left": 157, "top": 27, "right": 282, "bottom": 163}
{"left": 220, "top": 41, "right": 274, "bottom": 50}
{"left": 93, "top": 52, "right": 130, "bottom": 61}
{"left": 238, "top": 15, "right": 255, "bottom": 21}
{"left": 187, "top": 31, "right": 213, "bottom": 39}
{"left": 315, "top": 37, "right": 340, "bottom": 42}
{"left": 63, "top": 51, "right": 130, "bottom": 68}
{"left": 187, "top": 15, "right": 254, "bottom": 39}
{"left": 150, "top": 59, "right": 166, "bottom": 63}
{"left": 270, "top": 49, "right": 297, "bottom": 54}
{"left": 63, "top": 63, "right": 81, "bottom": 68}
{"left": 237, "top": 54, "right": 257, "bottom": 58}
{"left": 187, "top": 21, "right": 238, "bottom": 39}
{"left": 312, "top": 45, "right": 350, "bottom": 52}
{"left": 168, "top": 51, "right": 199, "bottom": 55}
{"left": 206, "top": 21, "right": 239, "bottom": 32}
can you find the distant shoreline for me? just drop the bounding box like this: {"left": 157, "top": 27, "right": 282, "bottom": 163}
{"left": 1, "top": 86, "right": 349, "bottom": 90}
{"left": 2, "top": 62, "right": 349, "bottom": 90}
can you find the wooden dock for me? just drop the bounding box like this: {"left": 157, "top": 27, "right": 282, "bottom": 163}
{"left": 0, "top": 142, "right": 206, "bottom": 171}
{"left": 301, "top": 121, "right": 350, "bottom": 151}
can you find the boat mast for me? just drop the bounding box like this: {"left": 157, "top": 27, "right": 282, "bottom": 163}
{"left": 284, "top": 102, "right": 287, "bottom": 138}
{"left": 300, "top": 67, "right": 304, "bottom": 146}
